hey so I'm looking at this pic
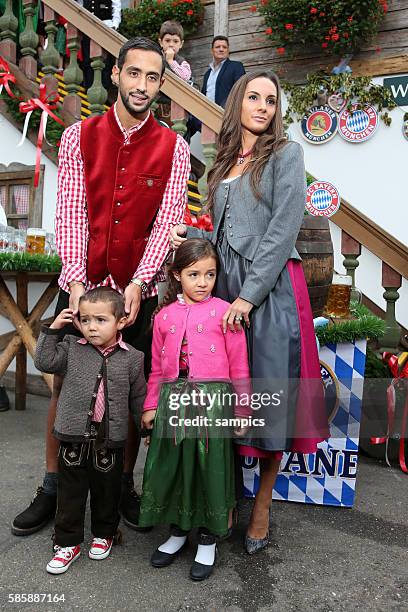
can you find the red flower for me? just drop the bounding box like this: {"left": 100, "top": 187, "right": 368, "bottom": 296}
{"left": 310, "top": 7, "right": 318, "bottom": 14}
{"left": 285, "top": 23, "right": 294, "bottom": 30}
{"left": 375, "top": 47, "right": 382, "bottom": 52}
{"left": 277, "top": 47, "right": 285, "bottom": 54}
{"left": 261, "top": 0, "right": 268, "bottom": 5}
{"left": 347, "top": 16, "right": 353, "bottom": 22}
{"left": 325, "top": 35, "right": 331, "bottom": 40}
{"left": 319, "top": 12, "right": 325, "bottom": 17}
{"left": 265, "top": 27, "right": 273, "bottom": 35}
{"left": 331, "top": 33, "right": 340, "bottom": 41}
{"left": 250, "top": 5, "right": 257, "bottom": 11}
{"left": 343, "top": 32, "right": 349, "bottom": 38}
{"left": 322, "top": 42, "right": 328, "bottom": 48}
{"left": 186, "top": 8, "right": 193, "bottom": 14}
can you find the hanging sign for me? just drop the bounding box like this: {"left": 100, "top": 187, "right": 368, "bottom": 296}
{"left": 301, "top": 105, "right": 338, "bottom": 144}
{"left": 306, "top": 181, "right": 340, "bottom": 218}
{"left": 338, "top": 104, "right": 378, "bottom": 143}
{"left": 383, "top": 76, "right": 408, "bottom": 106}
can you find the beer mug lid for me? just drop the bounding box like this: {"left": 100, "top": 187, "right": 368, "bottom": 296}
{"left": 27, "top": 227, "right": 46, "bottom": 236}
{"left": 333, "top": 273, "right": 352, "bottom": 286}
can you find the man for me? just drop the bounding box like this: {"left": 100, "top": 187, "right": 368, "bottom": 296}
{"left": 186, "top": 36, "right": 245, "bottom": 139}
{"left": 11, "top": 37, "right": 190, "bottom": 536}
{"left": 202, "top": 36, "right": 245, "bottom": 108}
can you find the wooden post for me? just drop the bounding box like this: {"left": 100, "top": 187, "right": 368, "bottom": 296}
{"left": 341, "top": 230, "right": 361, "bottom": 303}
{"left": 170, "top": 100, "right": 188, "bottom": 138}
{"left": 214, "top": 0, "right": 229, "bottom": 37}
{"left": 199, "top": 124, "right": 217, "bottom": 200}
{"left": 87, "top": 41, "right": 107, "bottom": 115}
{"left": 19, "top": 0, "right": 39, "bottom": 80}
{"left": 63, "top": 24, "right": 84, "bottom": 122}
{"left": 0, "top": 0, "right": 18, "bottom": 63}
{"left": 380, "top": 262, "right": 402, "bottom": 353}
{"left": 15, "top": 274, "right": 28, "bottom": 410}
{"left": 39, "top": 4, "right": 60, "bottom": 96}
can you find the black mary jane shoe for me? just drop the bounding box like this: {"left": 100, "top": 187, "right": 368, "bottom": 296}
{"left": 189, "top": 532, "right": 218, "bottom": 582}
{"left": 150, "top": 540, "right": 188, "bottom": 568}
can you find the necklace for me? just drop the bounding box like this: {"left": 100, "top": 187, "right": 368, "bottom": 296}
{"left": 236, "top": 148, "right": 253, "bottom": 166}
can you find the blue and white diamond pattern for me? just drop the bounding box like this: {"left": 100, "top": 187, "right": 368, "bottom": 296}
{"left": 346, "top": 110, "right": 369, "bottom": 133}
{"left": 243, "top": 339, "right": 367, "bottom": 508}
{"left": 311, "top": 189, "right": 332, "bottom": 210}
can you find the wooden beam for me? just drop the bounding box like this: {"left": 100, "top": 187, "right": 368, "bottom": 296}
{"left": 350, "top": 54, "right": 408, "bottom": 77}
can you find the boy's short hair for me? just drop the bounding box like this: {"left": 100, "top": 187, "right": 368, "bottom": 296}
{"left": 78, "top": 287, "right": 126, "bottom": 321}
{"left": 159, "top": 20, "right": 184, "bottom": 41}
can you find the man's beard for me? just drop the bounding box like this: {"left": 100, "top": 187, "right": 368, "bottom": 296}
{"left": 119, "top": 87, "right": 156, "bottom": 117}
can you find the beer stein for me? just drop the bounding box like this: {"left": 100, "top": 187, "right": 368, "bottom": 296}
{"left": 324, "top": 274, "right": 352, "bottom": 318}
{"left": 26, "top": 228, "right": 46, "bottom": 254}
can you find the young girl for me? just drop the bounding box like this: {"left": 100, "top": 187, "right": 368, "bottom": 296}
{"left": 138, "top": 238, "right": 250, "bottom": 581}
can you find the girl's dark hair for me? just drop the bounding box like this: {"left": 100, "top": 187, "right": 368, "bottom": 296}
{"left": 154, "top": 239, "right": 218, "bottom": 317}
{"left": 117, "top": 37, "right": 165, "bottom": 76}
{"left": 206, "top": 70, "right": 287, "bottom": 213}
{"left": 79, "top": 287, "right": 126, "bottom": 321}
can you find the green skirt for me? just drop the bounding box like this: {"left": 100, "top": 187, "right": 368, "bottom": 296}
{"left": 139, "top": 380, "right": 236, "bottom": 536}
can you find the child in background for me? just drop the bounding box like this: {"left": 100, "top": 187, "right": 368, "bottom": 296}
{"left": 34, "top": 287, "right": 146, "bottom": 575}
{"left": 158, "top": 20, "right": 192, "bottom": 83}
{"left": 138, "top": 239, "right": 251, "bottom": 581}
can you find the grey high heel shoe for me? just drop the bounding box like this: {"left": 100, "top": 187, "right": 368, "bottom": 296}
{"left": 244, "top": 507, "right": 271, "bottom": 555}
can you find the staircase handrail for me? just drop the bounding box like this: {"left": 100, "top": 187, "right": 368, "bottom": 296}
{"left": 42, "top": 0, "right": 223, "bottom": 132}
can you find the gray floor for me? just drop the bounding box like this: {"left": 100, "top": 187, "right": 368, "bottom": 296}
{"left": 0, "top": 394, "right": 407, "bottom": 612}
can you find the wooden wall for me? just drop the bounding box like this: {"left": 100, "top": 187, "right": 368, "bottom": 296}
{"left": 183, "top": 0, "right": 408, "bottom": 86}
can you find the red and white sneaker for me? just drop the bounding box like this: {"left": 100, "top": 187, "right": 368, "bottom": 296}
{"left": 46, "top": 545, "right": 81, "bottom": 574}
{"left": 88, "top": 537, "right": 113, "bottom": 560}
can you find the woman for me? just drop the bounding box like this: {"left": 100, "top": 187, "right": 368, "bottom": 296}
{"left": 170, "top": 71, "right": 328, "bottom": 554}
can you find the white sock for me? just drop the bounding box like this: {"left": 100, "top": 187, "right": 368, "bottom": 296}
{"left": 195, "top": 543, "right": 216, "bottom": 566}
{"left": 158, "top": 535, "right": 187, "bottom": 554}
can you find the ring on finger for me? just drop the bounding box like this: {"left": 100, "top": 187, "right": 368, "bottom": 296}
{"left": 235, "top": 315, "right": 243, "bottom": 321}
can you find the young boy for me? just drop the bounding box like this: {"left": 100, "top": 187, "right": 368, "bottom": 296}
{"left": 34, "top": 287, "right": 146, "bottom": 574}
{"left": 158, "top": 20, "right": 192, "bottom": 83}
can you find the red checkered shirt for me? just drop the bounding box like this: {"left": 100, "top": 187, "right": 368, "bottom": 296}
{"left": 55, "top": 105, "right": 190, "bottom": 297}
{"left": 77, "top": 333, "right": 129, "bottom": 422}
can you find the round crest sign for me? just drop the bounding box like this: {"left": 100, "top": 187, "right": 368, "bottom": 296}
{"left": 338, "top": 104, "right": 378, "bottom": 143}
{"left": 301, "top": 105, "right": 338, "bottom": 144}
{"left": 306, "top": 181, "right": 340, "bottom": 218}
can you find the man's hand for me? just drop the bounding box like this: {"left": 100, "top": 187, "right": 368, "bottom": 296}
{"left": 50, "top": 308, "right": 75, "bottom": 330}
{"left": 124, "top": 283, "right": 142, "bottom": 326}
{"left": 169, "top": 224, "right": 187, "bottom": 250}
{"left": 222, "top": 297, "right": 254, "bottom": 333}
{"left": 68, "top": 283, "right": 85, "bottom": 315}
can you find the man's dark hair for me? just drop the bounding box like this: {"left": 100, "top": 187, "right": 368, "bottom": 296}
{"left": 79, "top": 287, "right": 126, "bottom": 321}
{"left": 212, "top": 35, "right": 229, "bottom": 48}
{"left": 117, "top": 37, "right": 165, "bottom": 76}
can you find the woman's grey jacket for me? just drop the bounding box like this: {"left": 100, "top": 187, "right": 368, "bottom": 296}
{"left": 187, "top": 141, "right": 306, "bottom": 307}
{"left": 34, "top": 326, "right": 146, "bottom": 447}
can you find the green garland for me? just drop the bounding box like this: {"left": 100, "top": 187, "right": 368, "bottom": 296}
{"left": 283, "top": 72, "right": 396, "bottom": 126}
{"left": 0, "top": 90, "right": 65, "bottom": 149}
{"left": 0, "top": 252, "right": 62, "bottom": 273}
{"left": 316, "top": 302, "right": 385, "bottom": 347}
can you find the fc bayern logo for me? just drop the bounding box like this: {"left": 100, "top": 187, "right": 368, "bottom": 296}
{"left": 306, "top": 181, "right": 340, "bottom": 217}
{"left": 338, "top": 104, "right": 378, "bottom": 143}
{"left": 301, "top": 105, "right": 338, "bottom": 144}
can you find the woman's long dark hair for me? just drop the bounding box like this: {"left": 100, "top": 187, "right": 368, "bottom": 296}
{"left": 153, "top": 238, "right": 218, "bottom": 317}
{"left": 206, "top": 70, "right": 287, "bottom": 213}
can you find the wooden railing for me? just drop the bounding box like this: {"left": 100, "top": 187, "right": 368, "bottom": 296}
{"left": 0, "top": 0, "right": 407, "bottom": 350}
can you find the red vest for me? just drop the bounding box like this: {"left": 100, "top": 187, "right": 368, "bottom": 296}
{"left": 80, "top": 107, "right": 177, "bottom": 288}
